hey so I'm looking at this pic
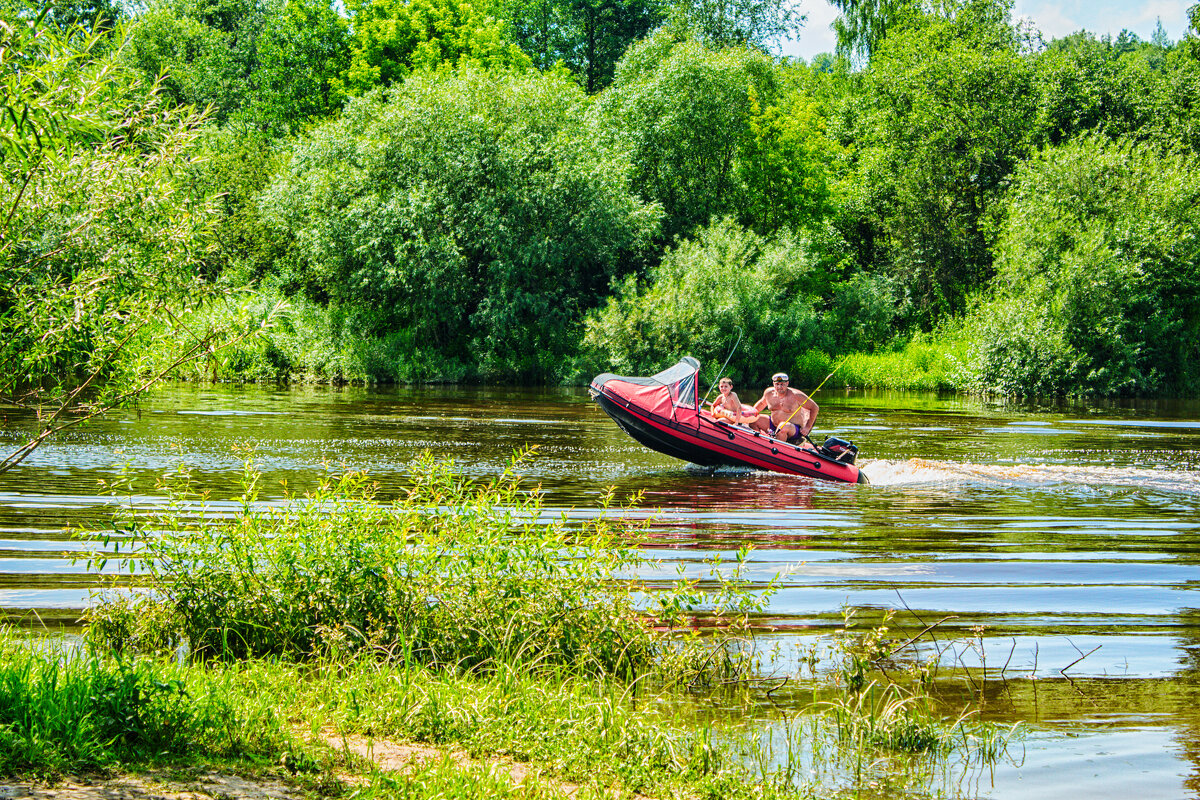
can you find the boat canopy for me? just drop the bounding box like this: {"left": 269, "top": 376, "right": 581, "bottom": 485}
{"left": 590, "top": 357, "right": 701, "bottom": 423}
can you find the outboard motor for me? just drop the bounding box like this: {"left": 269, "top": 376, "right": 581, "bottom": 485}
{"left": 818, "top": 436, "right": 858, "bottom": 465}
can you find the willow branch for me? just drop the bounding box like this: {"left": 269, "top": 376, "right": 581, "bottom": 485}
{"left": 0, "top": 313, "right": 268, "bottom": 474}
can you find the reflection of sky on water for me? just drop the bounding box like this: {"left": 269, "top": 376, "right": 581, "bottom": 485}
{"left": 2, "top": 384, "right": 1200, "bottom": 798}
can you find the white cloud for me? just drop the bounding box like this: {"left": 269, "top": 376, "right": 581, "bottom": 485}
{"left": 781, "top": 0, "right": 1192, "bottom": 62}
{"left": 781, "top": 0, "right": 839, "bottom": 61}
{"left": 1014, "top": 0, "right": 1189, "bottom": 42}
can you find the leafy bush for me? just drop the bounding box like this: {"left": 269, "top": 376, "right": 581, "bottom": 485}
{"left": 579, "top": 218, "right": 826, "bottom": 383}
{"left": 260, "top": 67, "right": 659, "bottom": 383}
{"left": 965, "top": 133, "right": 1200, "bottom": 396}
{"left": 83, "top": 450, "right": 766, "bottom": 679}
{"left": 821, "top": 271, "right": 906, "bottom": 353}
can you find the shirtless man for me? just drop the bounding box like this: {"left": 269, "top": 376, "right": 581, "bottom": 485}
{"left": 751, "top": 372, "right": 818, "bottom": 442}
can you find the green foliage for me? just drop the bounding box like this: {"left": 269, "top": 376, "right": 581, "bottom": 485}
{"left": 837, "top": 0, "right": 1035, "bottom": 326}
{"left": 178, "top": 123, "right": 294, "bottom": 281}
{"left": 124, "top": 0, "right": 350, "bottom": 132}
{"left": 497, "top": 0, "right": 663, "bottom": 93}
{"left": 248, "top": 0, "right": 350, "bottom": 130}
{"left": 83, "top": 450, "right": 767, "bottom": 677}
{"left": 738, "top": 85, "right": 838, "bottom": 233}
{"left": 261, "top": 67, "right": 658, "bottom": 383}
{"left": 1187, "top": 4, "right": 1200, "bottom": 59}
{"left": 601, "top": 34, "right": 835, "bottom": 239}
{"left": 830, "top": 0, "right": 917, "bottom": 63}
{"left": 342, "top": 0, "right": 530, "bottom": 94}
{"left": 1, "top": 1, "right": 129, "bottom": 161}
{"left": 821, "top": 271, "right": 906, "bottom": 352}
{"left": 39, "top": 0, "right": 125, "bottom": 29}
{"left": 0, "top": 5, "right": 272, "bottom": 471}
{"left": 1032, "top": 30, "right": 1199, "bottom": 152}
{"left": 580, "top": 218, "right": 826, "bottom": 381}
{"left": 666, "top": 0, "right": 800, "bottom": 49}
{"left": 122, "top": 0, "right": 261, "bottom": 122}
{"left": 0, "top": 642, "right": 194, "bottom": 772}
{"left": 966, "top": 134, "right": 1200, "bottom": 396}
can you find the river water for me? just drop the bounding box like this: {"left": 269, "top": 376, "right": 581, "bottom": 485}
{"left": 2, "top": 383, "right": 1199, "bottom": 798}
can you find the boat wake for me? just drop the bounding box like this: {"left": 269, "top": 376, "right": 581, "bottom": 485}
{"left": 861, "top": 458, "right": 1200, "bottom": 494}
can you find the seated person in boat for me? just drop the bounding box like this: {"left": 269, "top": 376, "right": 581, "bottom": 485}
{"left": 751, "top": 372, "right": 818, "bottom": 442}
{"left": 710, "top": 377, "right": 757, "bottom": 423}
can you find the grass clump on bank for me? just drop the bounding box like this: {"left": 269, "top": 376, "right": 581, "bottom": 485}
{"left": 0, "top": 635, "right": 292, "bottom": 776}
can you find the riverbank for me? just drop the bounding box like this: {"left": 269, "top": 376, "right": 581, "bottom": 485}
{"left": 0, "top": 451, "right": 1012, "bottom": 799}
{"left": 0, "top": 623, "right": 1012, "bottom": 800}
{"left": 151, "top": 295, "right": 971, "bottom": 393}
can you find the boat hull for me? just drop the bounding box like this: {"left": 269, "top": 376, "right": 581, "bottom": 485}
{"left": 594, "top": 388, "right": 867, "bottom": 485}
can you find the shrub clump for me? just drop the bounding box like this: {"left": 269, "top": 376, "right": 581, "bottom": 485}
{"left": 83, "top": 449, "right": 763, "bottom": 680}
{"left": 965, "top": 133, "right": 1200, "bottom": 396}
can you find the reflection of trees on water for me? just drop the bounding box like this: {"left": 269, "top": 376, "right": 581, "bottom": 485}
{"left": 632, "top": 474, "right": 820, "bottom": 549}
{"left": 1169, "top": 608, "right": 1200, "bottom": 796}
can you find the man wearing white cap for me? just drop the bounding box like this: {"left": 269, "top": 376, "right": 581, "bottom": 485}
{"left": 751, "top": 372, "right": 819, "bottom": 443}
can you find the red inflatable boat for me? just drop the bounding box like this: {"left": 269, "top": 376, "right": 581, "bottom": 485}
{"left": 590, "top": 357, "right": 868, "bottom": 484}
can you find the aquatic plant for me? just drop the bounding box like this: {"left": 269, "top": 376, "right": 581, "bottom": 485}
{"left": 816, "top": 604, "right": 1022, "bottom": 789}
{"left": 81, "top": 448, "right": 769, "bottom": 681}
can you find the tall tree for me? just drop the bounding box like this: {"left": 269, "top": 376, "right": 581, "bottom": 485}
{"left": 837, "top": 0, "right": 1035, "bottom": 324}
{"left": 123, "top": 0, "right": 272, "bottom": 123}
{"left": 501, "top": 0, "right": 662, "bottom": 92}
{"left": 245, "top": 0, "right": 350, "bottom": 130}
{"left": 667, "top": 0, "right": 802, "bottom": 49}
{"left": 829, "top": 0, "right": 915, "bottom": 63}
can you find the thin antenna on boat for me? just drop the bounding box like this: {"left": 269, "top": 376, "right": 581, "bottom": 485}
{"left": 701, "top": 328, "right": 743, "bottom": 407}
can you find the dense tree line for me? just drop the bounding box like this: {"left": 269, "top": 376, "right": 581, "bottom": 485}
{"left": 3, "top": 0, "right": 1199, "bottom": 400}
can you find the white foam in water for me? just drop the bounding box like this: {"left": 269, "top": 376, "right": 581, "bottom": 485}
{"left": 860, "top": 458, "right": 1200, "bottom": 493}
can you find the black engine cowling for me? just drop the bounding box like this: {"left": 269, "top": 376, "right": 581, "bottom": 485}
{"left": 818, "top": 436, "right": 858, "bottom": 464}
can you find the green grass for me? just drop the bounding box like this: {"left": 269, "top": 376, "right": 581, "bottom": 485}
{"left": 0, "top": 636, "right": 288, "bottom": 775}
{"left": 20, "top": 452, "right": 1022, "bottom": 797}
{"left": 0, "top": 631, "right": 1017, "bottom": 798}
{"left": 778, "top": 332, "right": 972, "bottom": 395}
{"left": 835, "top": 335, "right": 971, "bottom": 392}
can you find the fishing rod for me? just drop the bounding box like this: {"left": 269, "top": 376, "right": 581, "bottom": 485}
{"left": 701, "top": 328, "right": 743, "bottom": 408}
{"left": 776, "top": 354, "right": 852, "bottom": 442}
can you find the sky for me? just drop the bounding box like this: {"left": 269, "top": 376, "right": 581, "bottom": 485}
{"left": 780, "top": 0, "right": 1193, "bottom": 61}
